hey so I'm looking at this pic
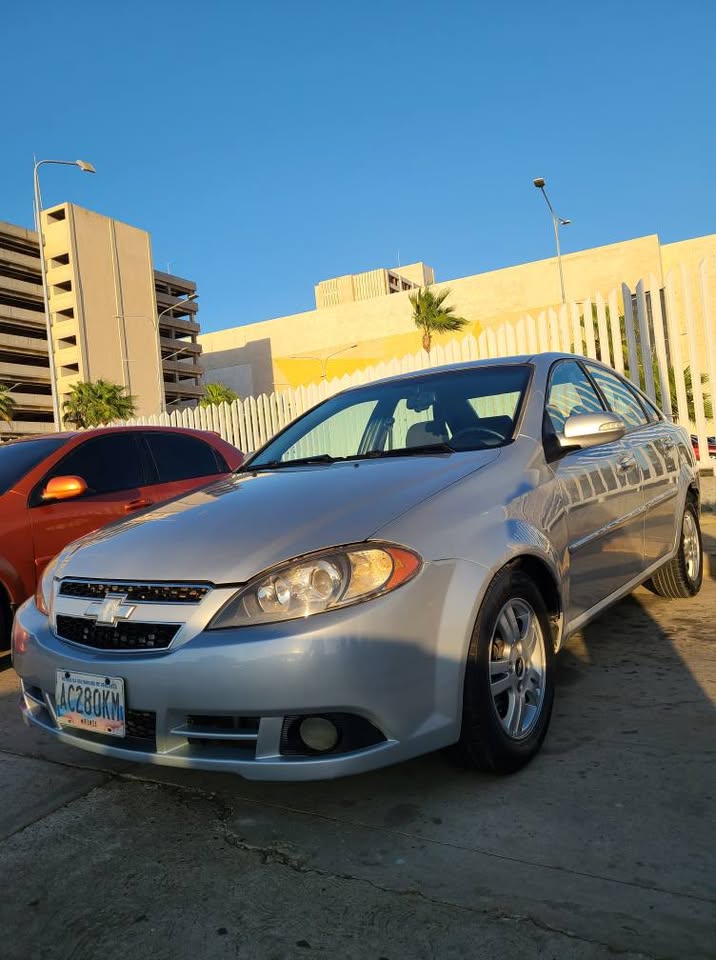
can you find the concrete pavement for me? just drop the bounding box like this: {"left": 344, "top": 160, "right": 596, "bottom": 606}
{"left": 0, "top": 522, "right": 714, "bottom": 959}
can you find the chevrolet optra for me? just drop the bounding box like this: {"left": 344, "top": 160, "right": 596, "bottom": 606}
{"left": 13, "top": 354, "right": 703, "bottom": 780}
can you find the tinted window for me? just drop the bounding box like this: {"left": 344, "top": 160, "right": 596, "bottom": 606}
{"left": 0, "top": 436, "right": 68, "bottom": 496}
{"left": 546, "top": 360, "right": 604, "bottom": 433}
{"left": 587, "top": 366, "right": 649, "bottom": 428}
{"left": 43, "top": 434, "right": 145, "bottom": 495}
{"left": 144, "top": 433, "right": 226, "bottom": 483}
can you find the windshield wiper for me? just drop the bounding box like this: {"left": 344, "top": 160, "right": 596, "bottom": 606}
{"left": 244, "top": 454, "right": 343, "bottom": 472}
{"left": 356, "top": 442, "right": 456, "bottom": 460}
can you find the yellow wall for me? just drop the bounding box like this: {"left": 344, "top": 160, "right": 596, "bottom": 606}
{"left": 43, "top": 204, "right": 162, "bottom": 420}
{"left": 200, "top": 233, "right": 716, "bottom": 396}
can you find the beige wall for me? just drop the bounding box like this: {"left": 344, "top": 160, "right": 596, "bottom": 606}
{"left": 202, "top": 234, "right": 716, "bottom": 395}
{"left": 43, "top": 204, "right": 162, "bottom": 420}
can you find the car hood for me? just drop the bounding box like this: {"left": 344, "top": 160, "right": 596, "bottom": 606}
{"left": 56, "top": 451, "right": 500, "bottom": 584}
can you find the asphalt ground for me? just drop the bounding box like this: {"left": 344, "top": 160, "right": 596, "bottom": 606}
{"left": 1, "top": 521, "right": 714, "bottom": 960}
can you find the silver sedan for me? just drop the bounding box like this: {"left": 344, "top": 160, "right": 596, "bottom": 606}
{"left": 13, "top": 353, "right": 703, "bottom": 779}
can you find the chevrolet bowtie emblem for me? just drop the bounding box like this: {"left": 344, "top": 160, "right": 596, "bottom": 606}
{"left": 85, "top": 593, "right": 136, "bottom": 627}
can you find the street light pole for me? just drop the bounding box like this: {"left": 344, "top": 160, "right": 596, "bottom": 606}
{"left": 289, "top": 344, "right": 359, "bottom": 381}
{"left": 533, "top": 177, "right": 571, "bottom": 305}
{"left": 155, "top": 292, "right": 199, "bottom": 413}
{"left": 33, "top": 159, "right": 96, "bottom": 428}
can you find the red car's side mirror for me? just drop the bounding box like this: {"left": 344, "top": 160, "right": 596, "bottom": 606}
{"left": 42, "top": 475, "right": 88, "bottom": 502}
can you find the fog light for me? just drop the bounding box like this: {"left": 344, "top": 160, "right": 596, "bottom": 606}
{"left": 299, "top": 716, "right": 339, "bottom": 752}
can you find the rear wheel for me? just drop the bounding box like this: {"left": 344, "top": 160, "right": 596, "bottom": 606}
{"left": 647, "top": 499, "right": 703, "bottom": 599}
{"left": 450, "top": 567, "right": 555, "bottom": 774}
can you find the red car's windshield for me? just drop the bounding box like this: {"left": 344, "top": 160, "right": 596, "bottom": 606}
{"left": 0, "top": 437, "right": 67, "bottom": 496}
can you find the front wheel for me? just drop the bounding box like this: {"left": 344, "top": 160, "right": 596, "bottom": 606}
{"left": 646, "top": 499, "right": 703, "bottom": 599}
{"left": 450, "top": 567, "right": 555, "bottom": 774}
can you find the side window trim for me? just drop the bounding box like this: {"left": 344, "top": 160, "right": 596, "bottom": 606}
{"left": 139, "top": 433, "right": 161, "bottom": 485}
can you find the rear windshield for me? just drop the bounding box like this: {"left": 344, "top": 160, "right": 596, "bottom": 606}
{"left": 0, "top": 437, "right": 67, "bottom": 495}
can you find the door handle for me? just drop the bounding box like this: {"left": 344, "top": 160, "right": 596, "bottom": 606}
{"left": 124, "top": 498, "right": 152, "bottom": 512}
{"left": 617, "top": 456, "right": 636, "bottom": 471}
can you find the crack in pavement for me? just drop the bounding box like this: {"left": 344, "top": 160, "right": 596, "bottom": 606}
{"left": 2, "top": 743, "right": 713, "bottom": 911}
{"left": 216, "top": 828, "right": 657, "bottom": 960}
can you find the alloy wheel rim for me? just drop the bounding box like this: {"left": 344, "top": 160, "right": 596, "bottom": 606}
{"left": 489, "top": 598, "right": 546, "bottom": 741}
{"left": 682, "top": 510, "right": 700, "bottom": 582}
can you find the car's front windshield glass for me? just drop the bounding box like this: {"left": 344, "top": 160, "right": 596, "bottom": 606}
{"left": 246, "top": 364, "right": 531, "bottom": 469}
{"left": 0, "top": 436, "right": 67, "bottom": 496}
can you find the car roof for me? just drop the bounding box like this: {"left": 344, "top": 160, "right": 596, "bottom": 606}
{"left": 1, "top": 425, "right": 221, "bottom": 446}
{"left": 342, "top": 352, "right": 579, "bottom": 391}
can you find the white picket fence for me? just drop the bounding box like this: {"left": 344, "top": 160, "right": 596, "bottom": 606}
{"left": 113, "top": 257, "right": 716, "bottom": 471}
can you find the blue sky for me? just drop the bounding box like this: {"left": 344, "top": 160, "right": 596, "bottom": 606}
{"left": 3, "top": 1, "right": 714, "bottom": 333}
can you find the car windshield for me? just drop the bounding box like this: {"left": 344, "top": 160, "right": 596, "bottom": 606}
{"left": 0, "top": 436, "right": 67, "bottom": 496}
{"left": 246, "top": 364, "right": 531, "bottom": 469}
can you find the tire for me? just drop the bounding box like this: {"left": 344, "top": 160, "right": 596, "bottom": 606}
{"left": 647, "top": 499, "right": 703, "bottom": 599}
{"left": 450, "top": 566, "right": 555, "bottom": 774}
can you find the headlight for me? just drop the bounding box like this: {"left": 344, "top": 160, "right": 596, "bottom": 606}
{"left": 35, "top": 554, "right": 61, "bottom": 616}
{"left": 209, "top": 543, "right": 421, "bottom": 628}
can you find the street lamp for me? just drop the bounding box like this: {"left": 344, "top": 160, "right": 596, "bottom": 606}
{"left": 114, "top": 293, "right": 199, "bottom": 416}
{"left": 289, "top": 344, "right": 358, "bottom": 381}
{"left": 155, "top": 293, "right": 199, "bottom": 413}
{"left": 533, "top": 177, "right": 571, "bottom": 305}
{"left": 33, "top": 159, "right": 96, "bottom": 427}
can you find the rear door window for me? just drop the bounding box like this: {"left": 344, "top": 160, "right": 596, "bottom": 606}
{"left": 143, "top": 432, "right": 227, "bottom": 483}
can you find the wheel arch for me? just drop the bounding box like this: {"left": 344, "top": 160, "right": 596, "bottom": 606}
{"left": 507, "top": 553, "right": 564, "bottom": 651}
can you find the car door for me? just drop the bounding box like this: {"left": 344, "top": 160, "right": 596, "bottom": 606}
{"left": 28, "top": 432, "right": 151, "bottom": 579}
{"left": 139, "top": 431, "right": 232, "bottom": 503}
{"left": 585, "top": 364, "right": 679, "bottom": 570}
{"left": 544, "top": 359, "right": 644, "bottom": 624}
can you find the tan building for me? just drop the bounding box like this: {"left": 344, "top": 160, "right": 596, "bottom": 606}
{"left": 315, "top": 262, "right": 433, "bottom": 308}
{"left": 200, "top": 233, "right": 716, "bottom": 397}
{"left": 0, "top": 206, "right": 203, "bottom": 438}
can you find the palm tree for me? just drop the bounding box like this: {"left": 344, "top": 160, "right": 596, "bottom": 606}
{"left": 409, "top": 286, "right": 469, "bottom": 354}
{"left": 62, "top": 380, "right": 137, "bottom": 429}
{"left": 200, "top": 382, "right": 238, "bottom": 407}
{"left": 0, "top": 385, "right": 15, "bottom": 425}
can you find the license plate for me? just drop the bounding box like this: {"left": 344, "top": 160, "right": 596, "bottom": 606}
{"left": 55, "top": 670, "right": 126, "bottom": 738}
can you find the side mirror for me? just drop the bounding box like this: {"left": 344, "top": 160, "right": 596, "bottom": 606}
{"left": 559, "top": 412, "right": 626, "bottom": 450}
{"left": 42, "top": 475, "right": 88, "bottom": 502}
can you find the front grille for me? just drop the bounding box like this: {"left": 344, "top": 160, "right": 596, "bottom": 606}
{"left": 59, "top": 581, "right": 210, "bottom": 603}
{"left": 55, "top": 615, "right": 179, "bottom": 651}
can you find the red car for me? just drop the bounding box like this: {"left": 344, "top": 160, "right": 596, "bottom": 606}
{"left": 691, "top": 435, "right": 716, "bottom": 461}
{"left": 0, "top": 426, "right": 243, "bottom": 650}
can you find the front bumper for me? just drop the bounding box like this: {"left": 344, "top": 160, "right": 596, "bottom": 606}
{"left": 14, "top": 559, "right": 484, "bottom": 780}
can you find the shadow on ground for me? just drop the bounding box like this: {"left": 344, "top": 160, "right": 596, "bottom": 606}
{"left": 0, "top": 529, "right": 714, "bottom": 959}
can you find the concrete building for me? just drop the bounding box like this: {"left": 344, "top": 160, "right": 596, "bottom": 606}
{"left": 314, "top": 262, "right": 433, "bottom": 308}
{"left": 0, "top": 206, "right": 203, "bottom": 438}
{"left": 200, "top": 233, "right": 716, "bottom": 397}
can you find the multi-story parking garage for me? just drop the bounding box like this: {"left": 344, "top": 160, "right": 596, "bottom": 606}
{"left": 0, "top": 208, "right": 203, "bottom": 439}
